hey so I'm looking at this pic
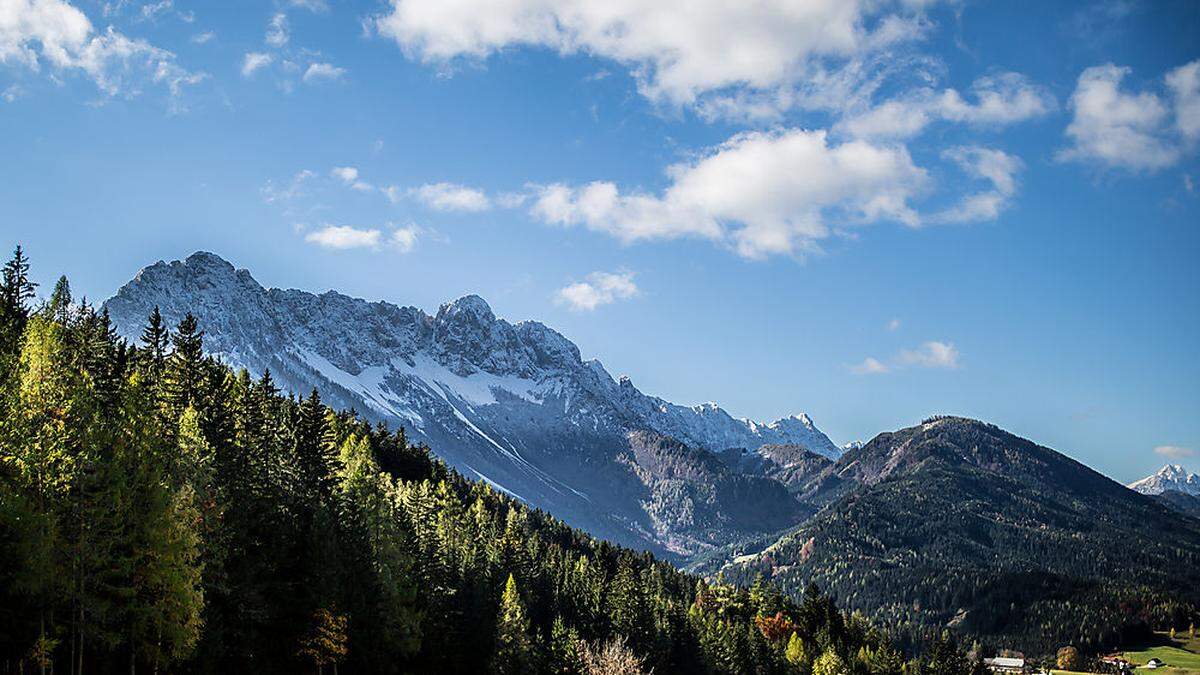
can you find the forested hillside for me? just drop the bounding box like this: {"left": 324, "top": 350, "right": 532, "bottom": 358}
{"left": 0, "top": 247, "right": 981, "bottom": 674}
{"left": 717, "top": 417, "right": 1200, "bottom": 656}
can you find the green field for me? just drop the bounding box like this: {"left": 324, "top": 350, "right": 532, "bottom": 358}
{"left": 1048, "top": 633, "right": 1200, "bottom": 675}
{"left": 1120, "top": 631, "right": 1200, "bottom": 674}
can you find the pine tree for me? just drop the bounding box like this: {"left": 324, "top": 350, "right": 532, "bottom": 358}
{"left": 491, "top": 573, "right": 537, "bottom": 675}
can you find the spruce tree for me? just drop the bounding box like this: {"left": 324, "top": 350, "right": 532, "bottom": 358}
{"left": 0, "top": 244, "right": 36, "bottom": 356}
{"left": 164, "top": 314, "right": 204, "bottom": 420}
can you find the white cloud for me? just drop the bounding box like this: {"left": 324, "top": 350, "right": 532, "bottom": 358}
{"left": 2, "top": 84, "right": 24, "bottom": 102}
{"left": 1155, "top": 445, "right": 1196, "bottom": 459}
{"left": 887, "top": 318, "right": 901, "bottom": 331}
{"left": 303, "top": 62, "right": 345, "bottom": 83}
{"left": 191, "top": 31, "right": 214, "bottom": 44}
{"left": 410, "top": 182, "right": 491, "bottom": 211}
{"left": 304, "top": 223, "right": 420, "bottom": 252}
{"left": 839, "top": 72, "right": 1055, "bottom": 140}
{"left": 261, "top": 168, "right": 315, "bottom": 202}
{"left": 898, "top": 340, "right": 960, "bottom": 369}
{"left": 933, "top": 146, "right": 1022, "bottom": 224}
{"left": 289, "top": 0, "right": 328, "bottom": 11}
{"left": 531, "top": 128, "right": 927, "bottom": 259}
{"left": 241, "top": 52, "right": 272, "bottom": 77}
{"left": 372, "top": 0, "right": 935, "bottom": 114}
{"left": 390, "top": 225, "right": 419, "bottom": 253}
{"left": 850, "top": 357, "right": 889, "bottom": 375}
{"left": 556, "top": 270, "right": 638, "bottom": 311}
{"left": 495, "top": 191, "right": 528, "bottom": 208}
{"left": 140, "top": 0, "right": 171, "bottom": 20}
{"left": 1166, "top": 59, "right": 1200, "bottom": 143}
{"left": 0, "top": 0, "right": 205, "bottom": 99}
{"left": 852, "top": 339, "right": 959, "bottom": 375}
{"left": 331, "top": 166, "right": 372, "bottom": 191}
{"left": 1057, "top": 64, "right": 1179, "bottom": 171}
{"left": 305, "top": 225, "right": 381, "bottom": 250}
{"left": 265, "top": 12, "right": 289, "bottom": 47}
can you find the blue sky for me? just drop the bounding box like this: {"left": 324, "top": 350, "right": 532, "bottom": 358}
{"left": 2, "top": 0, "right": 1198, "bottom": 482}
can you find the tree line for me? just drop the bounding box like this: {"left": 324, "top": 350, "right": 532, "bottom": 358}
{"left": 0, "top": 247, "right": 984, "bottom": 674}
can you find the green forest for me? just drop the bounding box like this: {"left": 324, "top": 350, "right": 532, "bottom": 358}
{"left": 0, "top": 247, "right": 987, "bottom": 673}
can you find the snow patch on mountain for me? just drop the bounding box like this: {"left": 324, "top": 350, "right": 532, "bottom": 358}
{"left": 103, "top": 251, "right": 838, "bottom": 557}
{"left": 1128, "top": 464, "right": 1200, "bottom": 496}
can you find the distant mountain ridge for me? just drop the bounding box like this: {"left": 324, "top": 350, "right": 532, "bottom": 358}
{"left": 709, "top": 416, "right": 1200, "bottom": 653}
{"left": 1128, "top": 464, "right": 1200, "bottom": 496}
{"left": 104, "top": 251, "right": 839, "bottom": 558}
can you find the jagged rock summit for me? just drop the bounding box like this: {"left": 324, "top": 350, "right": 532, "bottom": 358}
{"left": 105, "top": 251, "right": 839, "bottom": 558}
{"left": 1128, "top": 464, "right": 1200, "bottom": 496}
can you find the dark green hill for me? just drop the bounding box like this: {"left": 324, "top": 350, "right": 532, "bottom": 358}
{"left": 718, "top": 416, "right": 1200, "bottom": 655}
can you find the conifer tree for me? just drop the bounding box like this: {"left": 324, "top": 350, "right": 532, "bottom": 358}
{"left": 164, "top": 314, "right": 204, "bottom": 420}
{"left": 491, "top": 573, "right": 538, "bottom": 675}
{"left": 0, "top": 244, "right": 35, "bottom": 357}
{"left": 785, "top": 632, "right": 808, "bottom": 667}
{"left": 812, "top": 648, "right": 847, "bottom": 675}
{"left": 48, "top": 276, "right": 71, "bottom": 324}
{"left": 139, "top": 307, "right": 170, "bottom": 388}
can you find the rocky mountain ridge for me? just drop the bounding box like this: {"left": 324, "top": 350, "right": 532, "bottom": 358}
{"left": 103, "top": 251, "right": 839, "bottom": 558}
{"left": 1128, "top": 464, "right": 1200, "bottom": 496}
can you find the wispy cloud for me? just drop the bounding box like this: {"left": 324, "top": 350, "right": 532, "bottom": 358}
{"left": 265, "top": 12, "right": 289, "bottom": 47}
{"left": 409, "top": 182, "right": 491, "bottom": 212}
{"left": 852, "top": 340, "right": 961, "bottom": 375}
{"left": 331, "top": 166, "right": 373, "bottom": 191}
{"left": 933, "top": 146, "right": 1023, "bottom": 224}
{"left": 261, "top": 169, "right": 315, "bottom": 202}
{"left": 556, "top": 270, "right": 639, "bottom": 311}
{"left": 850, "top": 357, "right": 889, "bottom": 375}
{"left": 191, "top": 31, "right": 215, "bottom": 45}
{"left": 241, "top": 52, "right": 273, "bottom": 78}
{"left": 1155, "top": 445, "right": 1196, "bottom": 459}
{"left": 898, "top": 341, "right": 960, "bottom": 369}
{"left": 303, "top": 224, "right": 422, "bottom": 253}
{"left": 838, "top": 73, "right": 1055, "bottom": 140}
{"left": 303, "top": 62, "right": 346, "bottom": 83}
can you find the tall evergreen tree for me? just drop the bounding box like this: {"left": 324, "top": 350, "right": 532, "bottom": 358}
{"left": 164, "top": 314, "right": 204, "bottom": 421}
{"left": 491, "top": 573, "right": 538, "bottom": 675}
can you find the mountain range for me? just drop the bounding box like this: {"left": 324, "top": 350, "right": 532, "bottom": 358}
{"left": 1128, "top": 464, "right": 1200, "bottom": 496}
{"left": 104, "top": 251, "right": 839, "bottom": 558}
{"left": 102, "top": 252, "right": 1200, "bottom": 654}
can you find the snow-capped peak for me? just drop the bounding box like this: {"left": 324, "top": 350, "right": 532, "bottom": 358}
{"left": 102, "top": 251, "right": 843, "bottom": 555}
{"left": 1128, "top": 464, "right": 1200, "bottom": 496}
{"left": 438, "top": 294, "right": 495, "bottom": 324}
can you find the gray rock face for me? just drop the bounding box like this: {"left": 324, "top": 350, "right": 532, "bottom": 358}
{"left": 105, "top": 251, "right": 840, "bottom": 558}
